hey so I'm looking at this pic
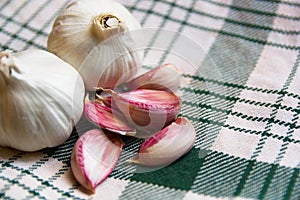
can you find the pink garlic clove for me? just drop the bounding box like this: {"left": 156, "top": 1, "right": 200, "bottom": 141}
{"left": 111, "top": 89, "right": 182, "bottom": 137}
{"left": 85, "top": 101, "right": 136, "bottom": 136}
{"left": 71, "top": 129, "right": 124, "bottom": 193}
{"left": 130, "top": 117, "right": 195, "bottom": 167}
{"left": 124, "top": 63, "right": 181, "bottom": 92}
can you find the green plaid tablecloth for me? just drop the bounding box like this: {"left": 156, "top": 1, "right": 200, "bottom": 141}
{"left": 1, "top": 0, "right": 300, "bottom": 199}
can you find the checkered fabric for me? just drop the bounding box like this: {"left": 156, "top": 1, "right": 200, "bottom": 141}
{"left": 0, "top": 0, "right": 300, "bottom": 199}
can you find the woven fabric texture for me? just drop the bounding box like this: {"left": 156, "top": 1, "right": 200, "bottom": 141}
{"left": 0, "top": 0, "right": 300, "bottom": 199}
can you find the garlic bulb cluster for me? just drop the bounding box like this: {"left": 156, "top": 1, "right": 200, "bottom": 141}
{"left": 47, "top": 0, "right": 142, "bottom": 90}
{"left": 0, "top": 50, "right": 85, "bottom": 151}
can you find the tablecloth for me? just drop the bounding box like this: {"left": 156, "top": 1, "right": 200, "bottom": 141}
{"left": 0, "top": 0, "right": 300, "bottom": 199}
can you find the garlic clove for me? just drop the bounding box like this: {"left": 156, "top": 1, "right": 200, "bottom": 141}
{"left": 85, "top": 101, "right": 136, "bottom": 136}
{"left": 130, "top": 117, "right": 196, "bottom": 167}
{"left": 71, "top": 129, "right": 123, "bottom": 193}
{"left": 110, "top": 89, "right": 182, "bottom": 137}
{"left": 124, "top": 63, "right": 181, "bottom": 92}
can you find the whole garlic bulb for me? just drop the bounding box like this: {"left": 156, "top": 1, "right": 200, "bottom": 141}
{"left": 0, "top": 50, "right": 85, "bottom": 151}
{"left": 47, "top": 0, "right": 142, "bottom": 90}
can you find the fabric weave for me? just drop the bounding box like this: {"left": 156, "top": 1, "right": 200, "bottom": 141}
{"left": 0, "top": 0, "right": 299, "bottom": 199}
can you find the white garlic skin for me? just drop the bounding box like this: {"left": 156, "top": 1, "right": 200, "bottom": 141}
{"left": 0, "top": 50, "right": 85, "bottom": 151}
{"left": 47, "top": 0, "right": 142, "bottom": 90}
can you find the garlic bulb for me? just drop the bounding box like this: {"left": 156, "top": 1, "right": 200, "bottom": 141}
{"left": 0, "top": 50, "right": 85, "bottom": 151}
{"left": 47, "top": 0, "right": 142, "bottom": 90}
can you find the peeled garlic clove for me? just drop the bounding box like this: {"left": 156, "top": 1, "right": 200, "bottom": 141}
{"left": 0, "top": 50, "right": 85, "bottom": 151}
{"left": 124, "top": 64, "right": 181, "bottom": 92}
{"left": 71, "top": 129, "right": 123, "bottom": 193}
{"left": 130, "top": 117, "right": 195, "bottom": 167}
{"left": 111, "top": 89, "right": 182, "bottom": 137}
{"left": 47, "top": 0, "right": 142, "bottom": 90}
{"left": 85, "top": 101, "right": 136, "bottom": 136}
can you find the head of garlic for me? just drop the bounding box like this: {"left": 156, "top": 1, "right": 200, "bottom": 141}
{"left": 0, "top": 50, "right": 85, "bottom": 152}
{"left": 47, "top": 0, "right": 142, "bottom": 90}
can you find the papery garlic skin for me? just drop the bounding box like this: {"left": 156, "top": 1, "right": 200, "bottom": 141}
{"left": 71, "top": 129, "right": 123, "bottom": 193}
{"left": 130, "top": 117, "right": 195, "bottom": 167}
{"left": 124, "top": 64, "right": 181, "bottom": 92}
{"left": 0, "top": 50, "right": 85, "bottom": 151}
{"left": 85, "top": 101, "right": 136, "bottom": 136}
{"left": 47, "top": 0, "right": 142, "bottom": 90}
{"left": 111, "top": 89, "right": 182, "bottom": 137}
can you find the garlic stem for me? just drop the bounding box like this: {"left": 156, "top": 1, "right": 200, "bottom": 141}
{"left": 92, "top": 13, "right": 125, "bottom": 42}
{"left": 0, "top": 52, "right": 21, "bottom": 90}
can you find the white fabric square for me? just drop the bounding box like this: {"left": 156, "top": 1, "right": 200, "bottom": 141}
{"left": 280, "top": 143, "right": 300, "bottom": 168}
{"left": 33, "top": 158, "right": 65, "bottom": 180}
{"left": 212, "top": 127, "right": 260, "bottom": 159}
{"left": 170, "top": 6, "right": 188, "bottom": 21}
{"left": 194, "top": 0, "right": 232, "bottom": 18}
{"left": 153, "top": 1, "right": 171, "bottom": 15}
{"left": 93, "top": 177, "right": 129, "bottom": 200}
{"left": 5, "top": 184, "right": 31, "bottom": 199}
{"left": 18, "top": 29, "right": 36, "bottom": 41}
{"left": 292, "top": 125, "right": 300, "bottom": 141}
{"left": 143, "top": 14, "right": 164, "bottom": 28}
{"left": 3, "top": 22, "right": 20, "bottom": 35}
{"left": 231, "top": 101, "right": 273, "bottom": 119}
{"left": 246, "top": 46, "right": 298, "bottom": 90}
{"left": 275, "top": 109, "right": 295, "bottom": 125}
{"left": 256, "top": 137, "right": 283, "bottom": 164}
{"left": 226, "top": 114, "right": 266, "bottom": 132}
{"left": 270, "top": 123, "right": 290, "bottom": 137}
{"left": 281, "top": 95, "right": 299, "bottom": 109}
{"left": 9, "top": 39, "right": 27, "bottom": 51}
{"left": 288, "top": 62, "right": 300, "bottom": 95}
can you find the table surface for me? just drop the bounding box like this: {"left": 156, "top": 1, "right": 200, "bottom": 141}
{"left": 0, "top": 0, "right": 300, "bottom": 199}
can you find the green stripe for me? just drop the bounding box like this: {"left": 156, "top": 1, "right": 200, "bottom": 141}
{"left": 184, "top": 100, "right": 297, "bottom": 130}
{"left": 275, "top": 101, "right": 300, "bottom": 164}
{"left": 180, "top": 87, "right": 300, "bottom": 114}
{"left": 141, "top": 0, "right": 178, "bottom": 59}
{"left": 259, "top": 0, "right": 300, "bottom": 7}
{"left": 259, "top": 165, "right": 279, "bottom": 199}
{"left": 0, "top": 0, "right": 11, "bottom": 12}
{"left": 130, "top": 7, "right": 300, "bottom": 51}
{"left": 191, "top": 151, "right": 300, "bottom": 199}
{"left": 234, "top": 161, "right": 257, "bottom": 196}
{"left": 159, "top": 0, "right": 300, "bottom": 35}
{"left": 0, "top": 193, "right": 14, "bottom": 200}
{"left": 283, "top": 168, "right": 300, "bottom": 200}
{"left": 23, "top": 1, "right": 71, "bottom": 50}
{"left": 0, "top": 13, "right": 48, "bottom": 36}
{"left": 264, "top": 166, "right": 298, "bottom": 200}
{"left": 0, "top": 27, "right": 45, "bottom": 50}
{"left": 0, "top": 0, "right": 31, "bottom": 44}
{"left": 181, "top": 114, "right": 300, "bottom": 145}
{"left": 203, "top": 0, "right": 300, "bottom": 21}
{"left": 0, "top": 176, "right": 46, "bottom": 199}
{"left": 0, "top": 161, "right": 81, "bottom": 199}
{"left": 252, "top": 54, "right": 300, "bottom": 197}
{"left": 137, "top": 0, "right": 158, "bottom": 26}
{"left": 44, "top": 129, "right": 79, "bottom": 164}
{"left": 251, "top": 50, "right": 300, "bottom": 159}
{"left": 158, "top": 0, "right": 196, "bottom": 64}
{"left": 183, "top": 74, "right": 300, "bottom": 100}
